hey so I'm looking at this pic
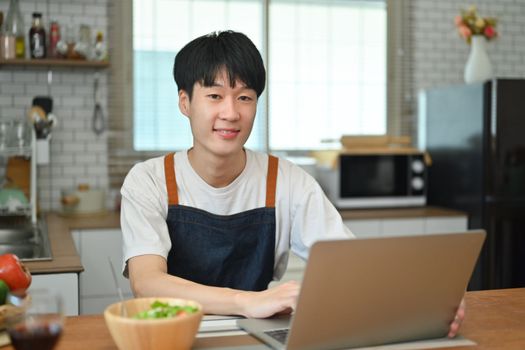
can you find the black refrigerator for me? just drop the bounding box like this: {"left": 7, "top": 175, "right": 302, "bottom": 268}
{"left": 420, "top": 79, "right": 525, "bottom": 291}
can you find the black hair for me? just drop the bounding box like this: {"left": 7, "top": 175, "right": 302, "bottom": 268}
{"left": 173, "top": 30, "right": 266, "bottom": 100}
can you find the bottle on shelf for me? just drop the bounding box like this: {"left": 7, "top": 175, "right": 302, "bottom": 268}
{"left": 1, "top": 12, "right": 16, "bottom": 59}
{"left": 29, "top": 12, "right": 46, "bottom": 59}
{"left": 93, "top": 31, "right": 107, "bottom": 61}
{"left": 48, "top": 21, "right": 60, "bottom": 58}
{"left": 55, "top": 22, "right": 72, "bottom": 58}
{"left": 4, "top": 0, "right": 25, "bottom": 59}
{"left": 73, "top": 24, "right": 91, "bottom": 59}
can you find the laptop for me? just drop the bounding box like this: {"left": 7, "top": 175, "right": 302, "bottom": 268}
{"left": 238, "top": 230, "right": 486, "bottom": 350}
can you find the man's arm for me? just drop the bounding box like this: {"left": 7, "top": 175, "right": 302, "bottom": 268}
{"left": 128, "top": 254, "right": 300, "bottom": 318}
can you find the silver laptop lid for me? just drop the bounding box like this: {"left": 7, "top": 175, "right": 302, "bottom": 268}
{"left": 284, "top": 230, "right": 486, "bottom": 350}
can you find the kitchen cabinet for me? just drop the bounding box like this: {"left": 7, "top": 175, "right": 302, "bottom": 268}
{"left": 344, "top": 215, "right": 468, "bottom": 237}
{"left": 72, "top": 229, "right": 133, "bottom": 315}
{"left": 29, "top": 273, "right": 78, "bottom": 316}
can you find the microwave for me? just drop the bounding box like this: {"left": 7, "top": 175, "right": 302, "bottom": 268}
{"left": 316, "top": 151, "right": 428, "bottom": 209}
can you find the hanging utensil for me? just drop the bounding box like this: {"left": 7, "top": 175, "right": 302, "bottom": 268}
{"left": 32, "top": 96, "right": 53, "bottom": 115}
{"left": 92, "top": 73, "right": 105, "bottom": 135}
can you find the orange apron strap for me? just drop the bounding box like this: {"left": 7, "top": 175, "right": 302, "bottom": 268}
{"left": 164, "top": 152, "right": 179, "bottom": 206}
{"left": 265, "top": 155, "right": 279, "bottom": 208}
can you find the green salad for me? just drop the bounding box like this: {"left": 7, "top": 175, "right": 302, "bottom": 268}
{"left": 133, "top": 300, "right": 199, "bottom": 320}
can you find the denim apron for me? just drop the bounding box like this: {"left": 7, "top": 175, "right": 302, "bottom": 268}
{"left": 163, "top": 152, "right": 278, "bottom": 291}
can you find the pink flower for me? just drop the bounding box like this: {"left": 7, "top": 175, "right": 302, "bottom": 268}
{"left": 458, "top": 25, "right": 472, "bottom": 39}
{"left": 454, "top": 15, "right": 464, "bottom": 26}
{"left": 484, "top": 26, "right": 496, "bottom": 39}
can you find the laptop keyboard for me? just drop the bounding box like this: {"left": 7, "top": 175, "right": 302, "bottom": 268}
{"left": 264, "top": 328, "right": 289, "bottom": 344}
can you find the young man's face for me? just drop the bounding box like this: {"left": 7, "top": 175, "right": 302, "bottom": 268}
{"left": 178, "top": 69, "right": 258, "bottom": 159}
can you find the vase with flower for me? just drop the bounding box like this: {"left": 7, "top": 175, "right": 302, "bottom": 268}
{"left": 455, "top": 5, "right": 498, "bottom": 84}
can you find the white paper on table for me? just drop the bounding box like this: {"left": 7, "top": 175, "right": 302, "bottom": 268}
{"left": 197, "top": 315, "right": 247, "bottom": 337}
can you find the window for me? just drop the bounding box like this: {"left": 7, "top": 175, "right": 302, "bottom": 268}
{"left": 133, "top": 0, "right": 264, "bottom": 151}
{"left": 269, "top": 0, "right": 386, "bottom": 149}
{"left": 133, "top": 0, "right": 386, "bottom": 151}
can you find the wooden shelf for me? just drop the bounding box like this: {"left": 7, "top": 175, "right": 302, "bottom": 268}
{"left": 0, "top": 146, "right": 32, "bottom": 157}
{"left": 0, "top": 58, "right": 109, "bottom": 68}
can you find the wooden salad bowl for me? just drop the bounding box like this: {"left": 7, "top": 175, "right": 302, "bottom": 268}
{"left": 104, "top": 297, "right": 203, "bottom": 350}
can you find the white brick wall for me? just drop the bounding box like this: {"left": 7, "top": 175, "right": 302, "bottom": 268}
{"left": 0, "top": 0, "right": 109, "bottom": 211}
{"left": 408, "top": 0, "right": 525, "bottom": 139}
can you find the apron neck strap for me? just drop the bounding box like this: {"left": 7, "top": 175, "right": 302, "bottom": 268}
{"left": 164, "top": 152, "right": 179, "bottom": 205}
{"left": 164, "top": 152, "right": 279, "bottom": 208}
{"left": 265, "top": 155, "right": 279, "bottom": 208}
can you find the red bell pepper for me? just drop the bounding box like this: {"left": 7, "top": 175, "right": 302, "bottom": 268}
{"left": 0, "top": 254, "right": 32, "bottom": 292}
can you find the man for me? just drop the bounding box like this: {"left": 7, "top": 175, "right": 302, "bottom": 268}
{"left": 121, "top": 30, "right": 463, "bottom": 336}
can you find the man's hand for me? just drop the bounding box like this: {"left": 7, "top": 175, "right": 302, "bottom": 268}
{"left": 236, "top": 281, "right": 300, "bottom": 318}
{"left": 448, "top": 297, "right": 466, "bottom": 338}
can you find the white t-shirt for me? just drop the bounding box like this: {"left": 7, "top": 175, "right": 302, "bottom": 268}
{"left": 120, "top": 149, "right": 354, "bottom": 280}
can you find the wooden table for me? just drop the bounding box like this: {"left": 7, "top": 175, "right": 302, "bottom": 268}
{"left": 2, "top": 288, "right": 524, "bottom": 349}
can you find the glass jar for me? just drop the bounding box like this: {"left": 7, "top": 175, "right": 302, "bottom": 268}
{"left": 0, "top": 30, "right": 16, "bottom": 59}
{"left": 73, "top": 24, "right": 92, "bottom": 59}
{"left": 11, "top": 120, "right": 31, "bottom": 149}
{"left": 4, "top": 0, "right": 25, "bottom": 58}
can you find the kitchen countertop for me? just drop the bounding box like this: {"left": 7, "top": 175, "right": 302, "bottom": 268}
{"left": 24, "top": 206, "right": 466, "bottom": 275}
{"left": 24, "top": 212, "right": 120, "bottom": 275}
{"left": 339, "top": 206, "right": 467, "bottom": 220}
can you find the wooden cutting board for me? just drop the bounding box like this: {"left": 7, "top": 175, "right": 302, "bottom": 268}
{"left": 5, "top": 156, "right": 30, "bottom": 200}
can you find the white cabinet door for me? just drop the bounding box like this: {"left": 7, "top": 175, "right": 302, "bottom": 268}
{"left": 72, "top": 229, "right": 133, "bottom": 315}
{"left": 344, "top": 220, "right": 381, "bottom": 237}
{"left": 381, "top": 218, "right": 425, "bottom": 236}
{"left": 345, "top": 218, "right": 425, "bottom": 237}
{"left": 425, "top": 217, "right": 468, "bottom": 233}
{"left": 30, "top": 273, "right": 79, "bottom": 316}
